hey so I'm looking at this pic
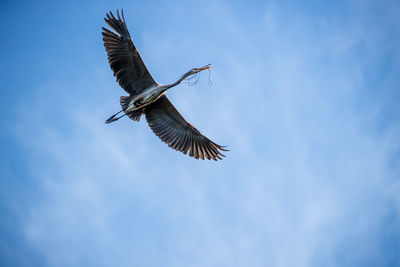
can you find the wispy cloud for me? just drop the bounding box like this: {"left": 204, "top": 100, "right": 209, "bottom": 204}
{"left": 2, "top": 0, "right": 400, "bottom": 266}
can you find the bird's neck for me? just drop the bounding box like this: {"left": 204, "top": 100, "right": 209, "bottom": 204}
{"left": 167, "top": 70, "right": 194, "bottom": 89}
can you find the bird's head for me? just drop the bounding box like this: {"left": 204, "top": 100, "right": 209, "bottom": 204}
{"left": 190, "top": 64, "right": 211, "bottom": 74}
{"left": 173, "top": 64, "right": 212, "bottom": 87}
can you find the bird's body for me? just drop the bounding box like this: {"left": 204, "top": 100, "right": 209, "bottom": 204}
{"left": 102, "top": 10, "right": 227, "bottom": 160}
{"left": 123, "top": 84, "right": 165, "bottom": 113}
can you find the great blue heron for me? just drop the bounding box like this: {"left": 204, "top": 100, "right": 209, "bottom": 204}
{"left": 102, "top": 10, "right": 227, "bottom": 160}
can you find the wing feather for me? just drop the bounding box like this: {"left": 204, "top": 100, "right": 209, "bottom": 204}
{"left": 102, "top": 10, "right": 156, "bottom": 95}
{"left": 145, "top": 96, "right": 227, "bottom": 160}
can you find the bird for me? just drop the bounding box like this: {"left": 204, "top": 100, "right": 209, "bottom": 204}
{"left": 102, "top": 10, "right": 227, "bottom": 160}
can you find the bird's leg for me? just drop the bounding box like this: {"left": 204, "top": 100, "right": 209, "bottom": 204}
{"left": 112, "top": 113, "right": 126, "bottom": 122}
{"left": 105, "top": 110, "right": 123, "bottom": 124}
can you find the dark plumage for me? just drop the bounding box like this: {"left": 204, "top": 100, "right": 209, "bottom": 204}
{"left": 102, "top": 11, "right": 155, "bottom": 95}
{"left": 102, "top": 10, "right": 227, "bottom": 160}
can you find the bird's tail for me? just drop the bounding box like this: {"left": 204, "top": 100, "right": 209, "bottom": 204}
{"left": 120, "top": 96, "right": 142, "bottom": 122}
{"left": 120, "top": 96, "right": 132, "bottom": 112}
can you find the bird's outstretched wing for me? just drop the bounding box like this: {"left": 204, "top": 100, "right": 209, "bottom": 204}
{"left": 145, "top": 96, "right": 227, "bottom": 160}
{"left": 102, "top": 10, "right": 156, "bottom": 95}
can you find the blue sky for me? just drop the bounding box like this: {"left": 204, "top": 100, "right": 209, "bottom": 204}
{"left": 1, "top": 0, "right": 400, "bottom": 266}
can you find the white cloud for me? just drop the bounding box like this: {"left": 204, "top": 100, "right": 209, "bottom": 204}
{"left": 14, "top": 1, "right": 400, "bottom": 266}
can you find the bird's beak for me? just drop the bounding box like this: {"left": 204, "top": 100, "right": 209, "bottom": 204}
{"left": 198, "top": 64, "right": 211, "bottom": 71}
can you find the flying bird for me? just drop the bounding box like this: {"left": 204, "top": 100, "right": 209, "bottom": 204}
{"left": 102, "top": 10, "right": 227, "bottom": 160}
